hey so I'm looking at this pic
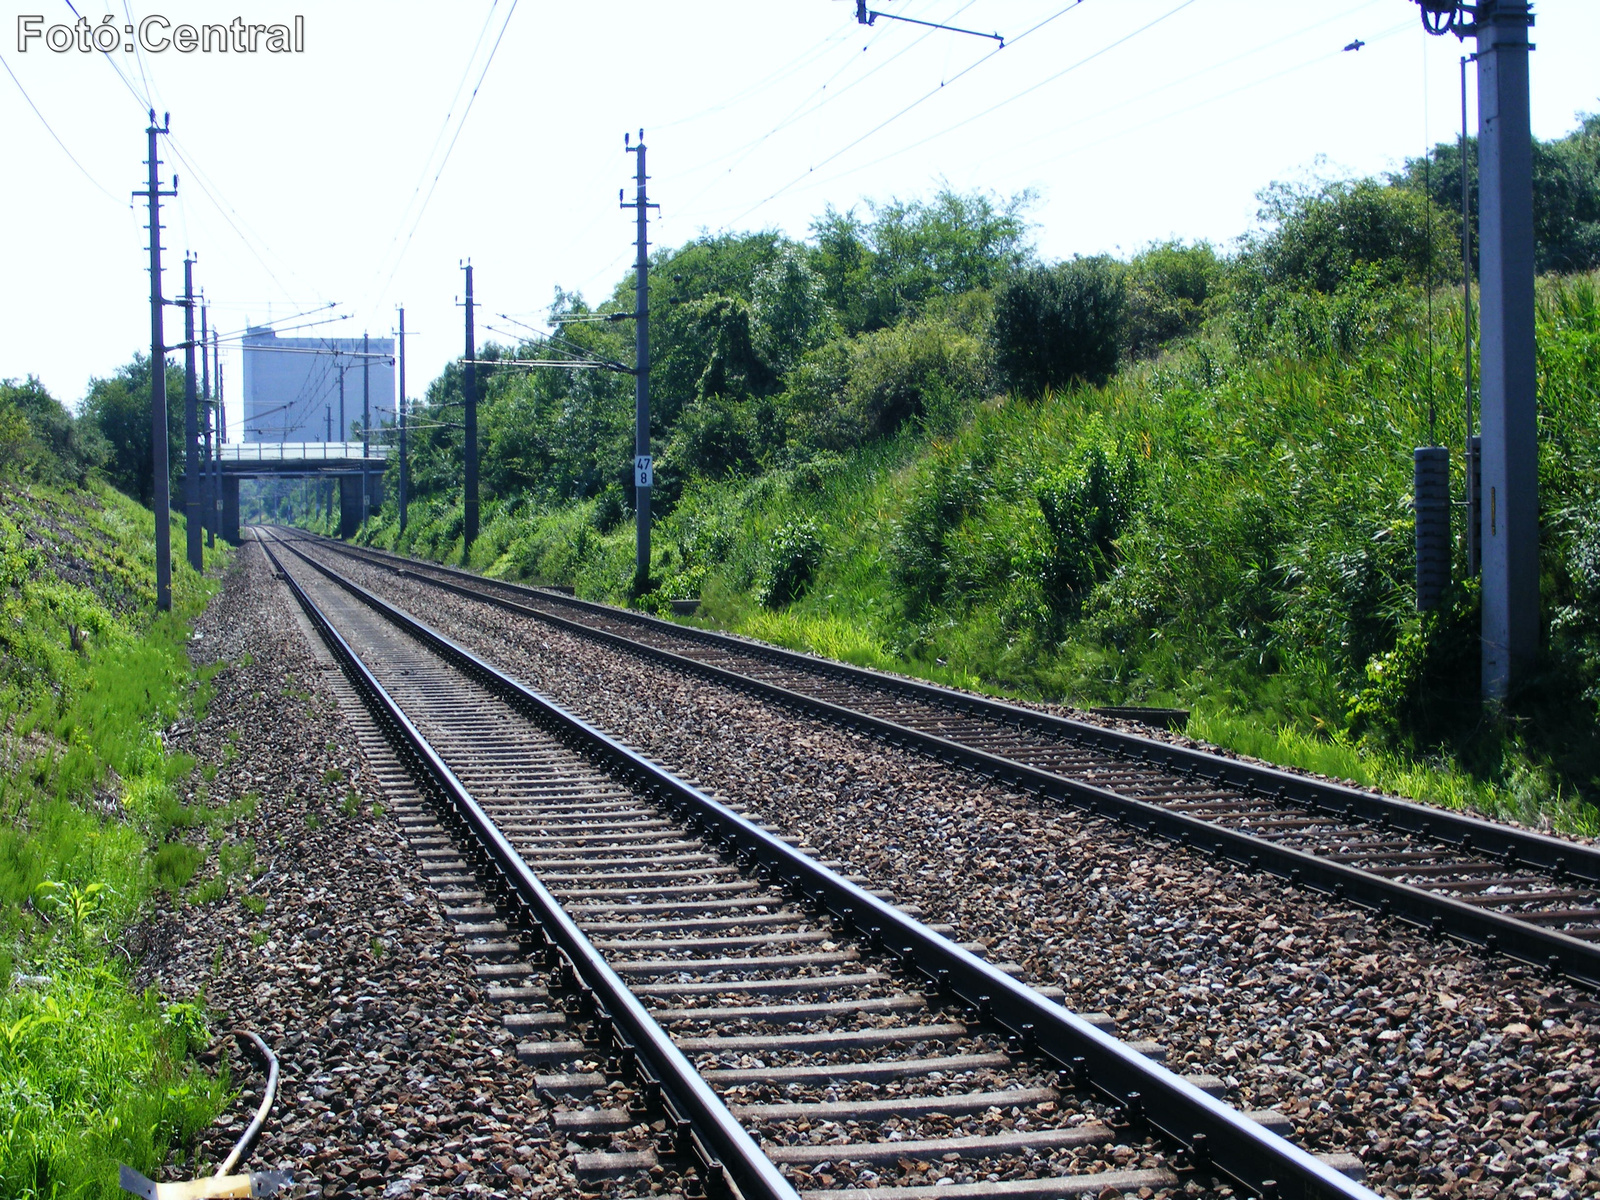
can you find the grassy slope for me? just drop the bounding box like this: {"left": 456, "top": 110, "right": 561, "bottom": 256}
{"left": 0, "top": 481, "right": 232, "bottom": 1198}
{"left": 364, "top": 273, "right": 1600, "bottom": 832}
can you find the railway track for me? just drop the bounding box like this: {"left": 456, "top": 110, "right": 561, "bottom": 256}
{"left": 280, "top": 529, "right": 1600, "bottom": 989}
{"left": 260, "top": 530, "right": 1373, "bottom": 1200}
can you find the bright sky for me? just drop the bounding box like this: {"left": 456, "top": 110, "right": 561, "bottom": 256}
{"left": 3, "top": 1, "right": 1597, "bottom": 422}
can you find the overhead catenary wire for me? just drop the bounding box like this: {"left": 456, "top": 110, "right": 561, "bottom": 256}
{"left": 370, "top": 0, "right": 522, "bottom": 308}
{"left": 671, "top": 0, "right": 981, "bottom": 216}
{"left": 725, "top": 0, "right": 1093, "bottom": 225}
{"left": 61, "top": 0, "right": 313, "bottom": 308}
{"left": 996, "top": 16, "right": 1417, "bottom": 181}
{"left": 0, "top": 50, "right": 125, "bottom": 206}
{"left": 845, "top": 0, "right": 1386, "bottom": 187}
{"left": 362, "top": 0, "right": 506, "bottom": 300}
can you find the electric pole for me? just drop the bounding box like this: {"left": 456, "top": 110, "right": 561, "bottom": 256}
{"left": 201, "top": 301, "right": 214, "bottom": 549}
{"left": 338, "top": 367, "right": 346, "bottom": 445}
{"left": 461, "top": 261, "right": 479, "bottom": 556}
{"left": 138, "top": 111, "right": 176, "bottom": 611}
{"left": 182, "top": 256, "right": 201, "bottom": 571}
{"left": 213, "top": 326, "right": 223, "bottom": 549}
{"left": 621, "top": 130, "right": 659, "bottom": 591}
{"left": 362, "top": 331, "right": 371, "bottom": 528}
{"left": 325, "top": 405, "right": 332, "bottom": 443}
{"left": 398, "top": 309, "right": 408, "bottom": 535}
{"left": 1418, "top": 0, "right": 1537, "bottom": 701}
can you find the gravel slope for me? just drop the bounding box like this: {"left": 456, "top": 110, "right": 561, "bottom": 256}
{"left": 135, "top": 541, "right": 575, "bottom": 1199}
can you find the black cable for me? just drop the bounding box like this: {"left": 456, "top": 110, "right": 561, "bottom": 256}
{"left": 729, "top": 0, "right": 1092, "bottom": 224}
{"left": 373, "top": 0, "right": 521, "bottom": 305}
{"left": 0, "top": 50, "right": 124, "bottom": 205}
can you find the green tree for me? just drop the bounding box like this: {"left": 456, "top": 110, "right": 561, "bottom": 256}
{"left": 1396, "top": 113, "right": 1600, "bottom": 276}
{"left": 992, "top": 257, "right": 1127, "bottom": 395}
{"left": 1247, "top": 177, "right": 1459, "bottom": 294}
{"left": 1124, "top": 241, "right": 1222, "bottom": 359}
{"left": 78, "top": 356, "right": 184, "bottom": 504}
{"left": 0, "top": 377, "right": 98, "bottom": 484}
{"left": 811, "top": 189, "right": 1034, "bottom": 333}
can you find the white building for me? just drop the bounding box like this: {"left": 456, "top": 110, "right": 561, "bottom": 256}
{"left": 241, "top": 329, "right": 397, "bottom": 443}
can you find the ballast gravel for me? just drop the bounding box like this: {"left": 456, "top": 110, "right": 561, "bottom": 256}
{"left": 133, "top": 541, "right": 575, "bottom": 1199}
{"left": 304, "top": 543, "right": 1600, "bottom": 1200}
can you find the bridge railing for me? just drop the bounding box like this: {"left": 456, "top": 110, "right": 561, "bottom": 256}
{"left": 219, "top": 442, "right": 389, "bottom": 463}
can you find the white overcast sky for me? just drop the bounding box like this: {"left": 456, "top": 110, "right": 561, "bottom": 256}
{"left": 2, "top": 1, "right": 1597, "bottom": 423}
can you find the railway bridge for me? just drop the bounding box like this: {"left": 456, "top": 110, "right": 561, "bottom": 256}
{"left": 182, "top": 442, "right": 387, "bottom": 542}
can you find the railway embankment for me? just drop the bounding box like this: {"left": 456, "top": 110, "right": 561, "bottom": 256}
{"left": 299, "top": 535, "right": 1600, "bottom": 1200}
{"left": 144, "top": 540, "right": 572, "bottom": 1196}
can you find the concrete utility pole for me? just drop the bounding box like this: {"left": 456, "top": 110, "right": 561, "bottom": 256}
{"left": 201, "top": 302, "right": 214, "bottom": 549}
{"left": 1418, "top": 0, "right": 1537, "bottom": 700}
{"left": 138, "top": 111, "right": 176, "bottom": 611}
{"left": 212, "top": 327, "right": 223, "bottom": 549}
{"left": 398, "top": 309, "right": 409, "bottom": 535}
{"left": 1474, "top": 0, "right": 1538, "bottom": 699}
{"left": 1461, "top": 52, "right": 1481, "bottom": 580}
{"left": 621, "top": 130, "right": 659, "bottom": 591}
{"left": 362, "top": 331, "right": 371, "bottom": 527}
{"left": 182, "top": 256, "right": 201, "bottom": 571}
{"left": 461, "top": 262, "right": 479, "bottom": 555}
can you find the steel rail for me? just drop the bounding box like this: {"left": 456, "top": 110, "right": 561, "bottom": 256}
{"left": 259, "top": 534, "right": 801, "bottom": 1200}
{"left": 267, "top": 530, "right": 1379, "bottom": 1200}
{"left": 311, "top": 534, "right": 1600, "bottom": 885}
{"left": 283, "top": 531, "right": 1600, "bottom": 989}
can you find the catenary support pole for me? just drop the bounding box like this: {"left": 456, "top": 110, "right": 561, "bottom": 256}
{"left": 212, "top": 334, "right": 225, "bottom": 544}
{"left": 201, "top": 302, "right": 214, "bottom": 549}
{"left": 1461, "top": 52, "right": 1480, "bottom": 577}
{"left": 182, "top": 256, "right": 201, "bottom": 571}
{"left": 140, "top": 111, "right": 175, "bottom": 611}
{"left": 338, "top": 356, "right": 346, "bottom": 445}
{"left": 1473, "top": 0, "right": 1538, "bottom": 699}
{"left": 622, "top": 130, "right": 658, "bottom": 591}
{"left": 362, "top": 332, "right": 371, "bottom": 528}
{"left": 462, "top": 262, "right": 479, "bottom": 556}
{"left": 398, "top": 310, "right": 408, "bottom": 535}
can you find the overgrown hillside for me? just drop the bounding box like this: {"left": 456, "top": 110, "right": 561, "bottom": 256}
{"left": 356, "top": 114, "right": 1600, "bottom": 825}
{"left": 0, "top": 379, "right": 232, "bottom": 1196}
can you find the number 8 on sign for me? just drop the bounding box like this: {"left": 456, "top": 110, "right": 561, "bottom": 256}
{"left": 634, "top": 455, "right": 653, "bottom": 488}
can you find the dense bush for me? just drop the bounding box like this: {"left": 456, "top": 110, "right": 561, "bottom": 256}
{"left": 1124, "top": 241, "right": 1222, "bottom": 359}
{"left": 1246, "top": 177, "right": 1459, "bottom": 294}
{"left": 991, "top": 257, "right": 1126, "bottom": 396}
{"left": 759, "top": 517, "right": 826, "bottom": 608}
{"left": 1030, "top": 444, "right": 1138, "bottom": 616}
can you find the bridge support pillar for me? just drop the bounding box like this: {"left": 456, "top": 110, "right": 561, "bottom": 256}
{"left": 221, "top": 476, "right": 241, "bottom": 545}
{"left": 338, "top": 474, "right": 365, "bottom": 539}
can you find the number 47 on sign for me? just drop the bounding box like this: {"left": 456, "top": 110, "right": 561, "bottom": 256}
{"left": 634, "top": 455, "right": 653, "bottom": 488}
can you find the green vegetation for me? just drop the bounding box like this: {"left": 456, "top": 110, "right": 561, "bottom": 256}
{"left": 345, "top": 116, "right": 1600, "bottom": 827}
{"left": 0, "top": 375, "right": 236, "bottom": 1195}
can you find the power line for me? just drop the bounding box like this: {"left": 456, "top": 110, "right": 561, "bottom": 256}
{"left": 846, "top": 0, "right": 1387, "bottom": 188}
{"left": 1018, "top": 16, "right": 1417, "bottom": 178}
{"left": 673, "top": 0, "right": 980, "bottom": 214}
{"left": 60, "top": 0, "right": 311, "bottom": 306}
{"left": 727, "top": 0, "right": 1092, "bottom": 225}
{"left": 0, "top": 50, "right": 124, "bottom": 205}
{"left": 371, "top": 0, "right": 522, "bottom": 307}
{"left": 364, "top": 1, "right": 505, "bottom": 299}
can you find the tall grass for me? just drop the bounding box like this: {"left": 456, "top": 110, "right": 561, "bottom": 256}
{"left": 0, "top": 481, "right": 232, "bottom": 1197}
{"left": 363, "top": 273, "right": 1600, "bottom": 825}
